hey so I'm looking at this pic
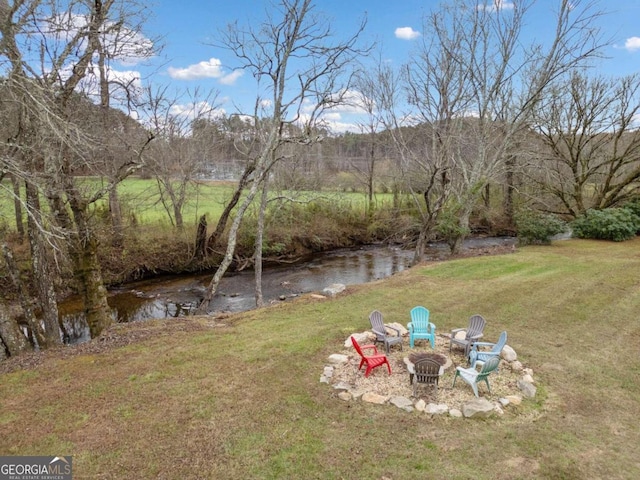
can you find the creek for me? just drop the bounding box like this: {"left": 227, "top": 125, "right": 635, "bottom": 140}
{"left": 58, "top": 237, "right": 516, "bottom": 344}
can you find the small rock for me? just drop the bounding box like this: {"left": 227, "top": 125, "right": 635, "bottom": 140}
{"left": 350, "top": 389, "right": 366, "bottom": 399}
{"left": 449, "top": 408, "right": 463, "bottom": 418}
{"left": 362, "top": 392, "right": 388, "bottom": 404}
{"left": 323, "top": 283, "right": 346, "bottom": 296}
{"left": 454, "top": 330, "right": 467, "bottom": 340}
{"left": 319, "top": 375, "right": 329, "bottom": 384}
{"left": 522, "top": 373, "right": 534, "bottom": 383}
{"left": 386, "top": 322, "right": 408, "bottom": 336}
{"left": 338, "top": 391, "right": 352, "bottom": 401}
{"left": 390, "top": 396, "right": 414, "bottom": 412}
{"left": 517, "top": 380, "right": 537, "bottom": 399}
{"left": 425, "top": 403, "right": 449, "bottom": 415}
{"left": 506, "top": 395, "right": 522, "bottom": 405}
{"left": 328, "top": 354, "right": 349, "bottom": 364}
{"left": 462, "top": 398, "right": 495, "bottom": 418}
{"left": 332, "top": 381, "right": 351, "bottom": 391}
{"left": 510, "top": 360, "right": 524, "bottom": 372}
{"left": 345, "top": 332, "right": 374, "bottom": 348}
{"left": 501, "top": 345, "right": 517, "bottom": 361}
{"left": 323, "top": 366, "right": 334, "bottom": 378}
{"left": 414, "top": 399, "right": 427, "bottom": 412}
{"left": 499, "top": 397, "right": 510, "bottom": 407}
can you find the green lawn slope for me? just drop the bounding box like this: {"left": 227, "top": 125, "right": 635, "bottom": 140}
{"left": 1, "top": 238, "right": 639, "bottom": 479}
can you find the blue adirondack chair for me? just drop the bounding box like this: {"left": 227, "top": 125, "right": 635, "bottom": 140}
{"left": 469, "top": 331, "right": 508, "bottom": 368}
{"left": 407, "top": 306, "right": 436, "bottom": 349}
{"left": 452, "top": 356, "right": 500, "bottom": 397}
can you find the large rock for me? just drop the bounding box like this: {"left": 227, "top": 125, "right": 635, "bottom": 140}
{"left": 323, "top": 283, "right": 346, "bottom": 296}
{"left": 462, "top": 398, "right": 495, "bottom": 418}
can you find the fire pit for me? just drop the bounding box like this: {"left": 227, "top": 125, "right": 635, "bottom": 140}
{"left": 409, "top": 352, "right": 448, "bottom": 367}
{"left": 404, "top": 352, "right": 452, "bottom": 385}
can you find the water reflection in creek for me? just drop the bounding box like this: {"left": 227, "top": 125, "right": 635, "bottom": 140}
{"left": 58, "top": 238, "right": 516, "bottom": 344}
{"left": 58, "top": 245, "right": 417, "bottom": 344}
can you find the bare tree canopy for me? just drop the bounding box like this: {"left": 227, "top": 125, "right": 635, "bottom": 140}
{"left": 195, "top": 0, "right": 370, "bottom": 314}
{"left": 529, "top": 71, "right": 640, "bottom": 216}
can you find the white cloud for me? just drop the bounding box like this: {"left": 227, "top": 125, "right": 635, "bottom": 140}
{"left": 220, "top": 69, "right": 244, "bottom": 85}
{"left": 479, "top": 0, "right": 515, "bottom": 12}
{"left": 169, "top": 101, "right": 225, "bottom": 121}
{"left": 394, "top": 27, "right": 421, "bottom": 41}
{"left": 43, "top": 13, "right": 154, "bottom": 66}
{"left": 624, "top": 37, "right": 640, "bottom": 52}
{"left": 168, "top": 58, "right": 224, "bottom": 80}
{"left": 168, "top": 58, "right": 243, "bottom": 85}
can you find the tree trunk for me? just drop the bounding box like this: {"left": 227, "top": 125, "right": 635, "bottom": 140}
{"left": 2, "top": 243, "right": 47, "bottom": 348}
{"left": 0, "top": 309, "right": 32, "bottom": 357}
{"left": 206, "top": 163, "right": 255, "bottom": 253}
{"left": 197, "top": 155, "right": 269, "bottom": 314}
{"left": 504, "top": 154, "right": 516, "bottom": 226}
{"left": 75, "top": 226, "right": 112, "bottom": 338}
{"left": 109, "top": 184, "right": 124, "bottom": 247}
{"left": 11, "top": 174, "right": 24, "bottom": 239}
{"left": 24, "top": 181, "right": 61, "bottom": 346}
{"left": 254, "top": 177, "right": 270, "bottom": 308}
{"left": 68, "top": 202, "right": 113, "bottom": 339}
{"left": 193, "top": 214, "right": 208, "bottom": 261}
{"left": 412, "top": 222, "right": 430, "bottom": 265}
{"left": 450, "top": 209, "right": 471, "bottom": 255}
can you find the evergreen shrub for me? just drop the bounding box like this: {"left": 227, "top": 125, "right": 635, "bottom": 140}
{"left": 515, "top": 209, "right": 567, "bottom": 245}
{"left": 570, "top": 208, "right": 640, "bottom": 242}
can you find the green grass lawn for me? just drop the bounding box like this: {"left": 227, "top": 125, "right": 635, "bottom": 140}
{"left": 1, "top": 238, "right": 639, "bottom": 479}
{"left": 0, "top": 177, "right": 387, "bottom": 229}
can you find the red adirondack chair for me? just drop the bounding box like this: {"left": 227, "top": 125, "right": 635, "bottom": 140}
{"left": 351, "top": 336, "right": 392, "bottom": 377}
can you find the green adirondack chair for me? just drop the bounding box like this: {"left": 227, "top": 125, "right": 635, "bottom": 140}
{"left": 452, "top": 355, "right": 500, "bottom": 397}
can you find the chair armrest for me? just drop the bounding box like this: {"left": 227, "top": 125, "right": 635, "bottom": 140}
{"left": 406, "top": 322, "right": 413, "bottom": 333}
{"left": 468, "top": 333, "right": 484, "bottom": 341}
{"left": 384, "top": 324, "right": 402, "bottom": 337}
{"left": 429, "top": 322, "right": 436, "bottom": 333}
{"left": 470, "top": 341, "right": 495, "bottom": 351}
{"left": 450, "top": 327, "right": 466, "bottom": 335}
{"left": 360, "top": 344, "right": 379, "bottom": 354}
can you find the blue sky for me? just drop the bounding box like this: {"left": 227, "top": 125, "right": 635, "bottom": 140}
{"left": 123, "top": 0, "right": 640, "bottom": 133}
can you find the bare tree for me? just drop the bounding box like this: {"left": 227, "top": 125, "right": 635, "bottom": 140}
{"left": 145, "top": 88, "right": 221, "bottom": 230}
{"left": 1, "top": 0, "right": 158, "bottom": 340}
{"left": 195, "top": 0, "right": 368, "bottom": 314}
{"left": 352, "top": 67, "right": 385, "bottom": 216}
{"left": 528, "top": 71, "right": 640, "bottom": 216}
{"left": 402, "top": 0, "right": 606, "bottom": 254}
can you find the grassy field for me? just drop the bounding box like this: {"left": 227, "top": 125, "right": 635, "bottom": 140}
{"left": 1, "top": 238, "right": 639, "bottom": 479}
{"left": 0, "top": 177, "right": 389, "bottom": 229}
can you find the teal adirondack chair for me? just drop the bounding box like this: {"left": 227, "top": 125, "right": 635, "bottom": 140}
{"left": 452, "top": 356, "right": 500, "bottom": 397}
{"left": 469, "top": 331, "right": 507, "bottom": 368}
{"left": 407, "top": 306, "right": 436, "bottom": 349}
